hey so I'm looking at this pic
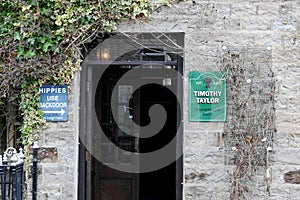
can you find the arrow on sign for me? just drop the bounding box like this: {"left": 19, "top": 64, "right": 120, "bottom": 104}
{"left": 43, "top": 109, "right": 66, "bottom": 115}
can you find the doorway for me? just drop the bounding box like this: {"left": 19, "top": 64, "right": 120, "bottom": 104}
{"left": 79, "top": 33, "right": 184, "bottom": 200}
{"left": 138, "top": 82, "right": 178, "bottom": 200}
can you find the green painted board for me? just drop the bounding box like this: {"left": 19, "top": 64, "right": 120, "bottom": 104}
{"left": 189, "top": 71, "right": 226, "bottom": 122}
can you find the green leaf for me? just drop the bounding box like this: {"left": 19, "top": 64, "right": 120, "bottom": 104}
{"left": 14, "top": 31, "right": 20, "bottom": 40}
{"left": 24, "top": 50, "right": 36, "bottom": 57}
{"left": 29, "top": 0, "right": 37, "bottom": 6}
{"left": 17, "top": 46, "right": 24, "bottom": 57}
{"left": 39, "top": 36, "right": 47, "bottom": 44}
{"left": 42, "top": 42, "right": 52, "bottom": 52}
{"left": 27, "top": 38, "right": 35, "bottom": 45}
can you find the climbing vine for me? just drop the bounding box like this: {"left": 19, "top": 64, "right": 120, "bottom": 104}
{"left": 220, "top": 47, "right": 275, "bottom": 199}
{"left": 0, "top": 0, "right": 174, "bottom": 192}
{"left": 0, "top": 0, "right": 174, "bottom": 144}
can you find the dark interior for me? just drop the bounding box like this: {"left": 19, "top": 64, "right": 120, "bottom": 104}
{"left": 93, "top": 66, "right": 177, "bottom": 200}
{"left": 138, "top": 83, "right": 177, "bottom": 200}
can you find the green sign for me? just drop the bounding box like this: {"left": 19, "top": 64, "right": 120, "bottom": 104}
{"left": 189, "top": 71, "right": 226, "bottom": 122}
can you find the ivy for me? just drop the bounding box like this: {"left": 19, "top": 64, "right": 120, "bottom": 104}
{"left": 2, "top": 0, "right": 158, "bottom": 139}
{"left": 1, "top": 0, "right": 174, "bottom": 191}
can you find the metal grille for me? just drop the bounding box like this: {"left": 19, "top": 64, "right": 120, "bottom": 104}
{"left": 0, "top": 164, "right": 24, "bottom": 200}
{"left": 0, "top": 148, "right": 25, "bottom": 200}
{"left": 219, "top": 46, "right": 275, "bottom": 199}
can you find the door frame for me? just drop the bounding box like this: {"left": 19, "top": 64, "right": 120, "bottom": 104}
{"left": 78, "top": 33, "right": 184, "bottom": 200}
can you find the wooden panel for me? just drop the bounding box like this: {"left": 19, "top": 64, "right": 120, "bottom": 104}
{"left": 100, "top": 179, "right": 132, "bottom": 200}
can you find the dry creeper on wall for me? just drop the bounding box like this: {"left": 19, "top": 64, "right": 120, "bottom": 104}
{"left": 219, "top": 46, "right": 275, "bottom": 199}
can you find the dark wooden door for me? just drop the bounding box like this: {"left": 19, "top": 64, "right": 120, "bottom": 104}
{"left": 92, "top": 67, "right": 139, "bottom": 200}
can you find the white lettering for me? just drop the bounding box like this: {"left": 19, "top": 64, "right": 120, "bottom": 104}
{"left": 39, "top": 86, "right": 67, "bottom": 94}
{"left": 193, "top": 91, "right": 222, "bottom": 97}
{"left": 40, "top": 102, "right": 67, "bottom": 108}
{"left": 196, "top": 98, "right": 220, "bottom": 104}
{"left": 47, "top": 95, "right": 59, "bottom": 101}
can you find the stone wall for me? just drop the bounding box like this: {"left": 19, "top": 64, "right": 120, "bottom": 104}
{"left": 118, "top": 0, "right": 300, "bottom": 199}
{"left": 35, "top": 0, "right": 300, "bottom": 199}
{"left": 35, "top": 73, "right": 80, "bottom": 199}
